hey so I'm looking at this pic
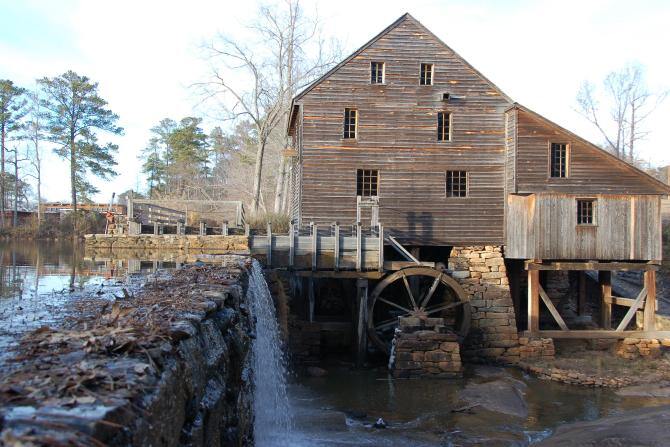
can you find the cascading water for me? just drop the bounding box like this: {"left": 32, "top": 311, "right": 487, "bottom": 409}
{"left": 247, "top": 260, "right": 293, "bottom": 446}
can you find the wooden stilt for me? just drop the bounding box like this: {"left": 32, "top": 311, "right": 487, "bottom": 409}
{"left": 356, "top": 222, "right": 362, "bottom": 272}
{"left": 288, "top": 223, "right": 295, "bottom": 269}
{"left": 603, "top": 278, "right": 613, "bottom": 331}
{"left": 333, "top": 222, "right": 340, "bottom": 271}
{"left": 377, "top": 223, "right": 384, "bottom": 273}
{"left": 308, "top": 277, "right": 315, "bottom": 323}
{"left": 528, "top": 269, "right": 540, "bottom": 333}
{"left": 153, "top": 222, "right": 158, "bottom": 235}
{"left": 644, "top": 270, "right": 657, "bottom": 331}
{"left": 355, "top": 278, "right": 369, "bottom": 368}
{"left": 222, "top": 221, "right": 228, "bottom": 236}
{"left": 311, "top": 222, "right": 318, "bottom": 271}
{"left": 578, "top": 271, "right": 587, "bottom": 316}
{"left": 266, "top": 223, "right": 272, "bottom": 268}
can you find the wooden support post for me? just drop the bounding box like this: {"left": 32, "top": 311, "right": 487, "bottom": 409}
{"left": 199, "top": 222, "right": 206, "bottom": 236}
{"left": 311, "top": 222, "right": 318, "bottom": 271}
{"left": 378, "top": 223, "right": 384, "bottom": 273}
{"left": 266, "top": 223, "right": 272, "bottom": 268}
{"left": 355, "top": 278, "right": 369, "bottom": 368}
{"left": 153, "top": 222, "right": 158, "bottom": 235}
{"left": 288, "top": 223, "right": 295, "bottom": 269}
{"left": 244, "top": 223, "right": 250, "bottom": 237}
{"left": 578, "top": 272, "right": 587, "bottom": 316}
{"left": 539, "top": 285, "right": 569, "bottom": 330}
{"left": 308, "top": 277, "right": 315, "bottom": 323}
{"left": 222, "top": 221, "right": 228, "bottom": 236}
{"left": 600, "top": 271, "right": 612, "bottom": 329}
{"left": 616, "top": 286, "right": 647, "bottom": 332}
{"left": 126, "top": 191, "right": 133, "bottom": 220}
{"left": 356, "top": 221, "right": 362, "bottom": 272}
{"left": 528, "top": 269, "right": 540, "bottom": 334}
{"left": 644, "top": 270, "right": 657, "bottom": 331}
{"left": 176, "top": 221, "right": 182, "bottom": 235}
{"left": 159, "top": 225, "right": 164, "bottom": 235}
{"left": 333, "top": 222, "right": 340, "bottom": 271}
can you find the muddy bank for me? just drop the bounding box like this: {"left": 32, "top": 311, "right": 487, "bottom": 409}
{"left": 0, "top": 257, "right": 255, "bottom": 446}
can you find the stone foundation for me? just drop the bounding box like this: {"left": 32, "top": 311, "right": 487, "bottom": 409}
{"left": 447, "top": 246, "right": 519, "bottom": 364}
{"left": 391, "top": 317, "right": 462, "bottom": 378}
{"left": 84, "top": 234, "right": 249, "bottom": 252}
{"left": 616, "top": 338, "right": 666, "bottom": 360}
{"left": 518, "top": 337, "right": 555, "bottom": 360}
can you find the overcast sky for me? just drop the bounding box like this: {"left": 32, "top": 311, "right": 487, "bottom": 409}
{"left": 1, "top": 0, "right": 669, "bottom": 203}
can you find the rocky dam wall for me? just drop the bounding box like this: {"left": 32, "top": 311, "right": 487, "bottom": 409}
{"left": 0, "top": 256, "right": 256, "bottom": 446}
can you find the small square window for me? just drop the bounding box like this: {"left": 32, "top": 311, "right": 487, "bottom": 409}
{"left": 550, "top": 143, "right": 568, "bottom": 178}
{"left": 344, "top": 108, "right": 357, "bottom": 139}
{"left": 577, "top": 199, "right": 595, "bottom": 225}
{"left": 447, "top": 170, "right": 467, "bottom": 197}
{"left": 357, "top": 169, "right": 378, "bottom": 197}
{"left": 370, "top": 62, "right": 384, "bottom": 84}
{"left": 438, "top": 112, "right": 451, "bottom": 141}
{"left": 420, "top": 63, "right": 433, "bottom": 85}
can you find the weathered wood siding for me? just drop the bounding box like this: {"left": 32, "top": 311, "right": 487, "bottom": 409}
{"left": 506, "top": 193, "right": 662, "bottom": 260}
{"left": 514, "top": 109, "right": 665, "bottom": 194}
{"left": 289, "top": 107, "right": 303, "bottom": 223}
{"left": 295, "top": 15, "right": 511, "bottom": 245}
{"left": 504, "top": 108, "right": 517, "bottom": 194}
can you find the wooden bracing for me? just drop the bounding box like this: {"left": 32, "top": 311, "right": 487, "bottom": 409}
{"left": 526, "top": 262, "right": 660, "bottom": 338}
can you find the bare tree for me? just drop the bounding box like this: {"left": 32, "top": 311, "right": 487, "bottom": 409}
{"left": 197, "top": 0, "right": 339, "bottom": 214}
{"left": 24, "top": 89, "right": 44, "bottom": 224}
{"left": 576, "top": 63, "right": 667, "bottom": 161}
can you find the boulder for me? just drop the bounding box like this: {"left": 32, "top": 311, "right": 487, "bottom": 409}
{"left": 458, "top": 378, "right": 527, "bottom": 418}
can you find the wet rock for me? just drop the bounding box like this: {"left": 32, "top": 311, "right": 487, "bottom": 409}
{"left": 617, "top": 381, "right": 670, "bottom": 398}
{"left": 373, "top": 417, "right": 387, "bottom": 429}
{"left": 538, "top": 405, "right": 670, "bottom": 446}
{"left": 458, "top": 378, "right": 528, "bottom": 418}
{"left": 306, "top": 366, "right": 328, "bottom": 377}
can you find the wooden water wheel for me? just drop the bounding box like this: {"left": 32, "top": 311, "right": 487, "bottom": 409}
{"left": 367, "top": 267, "right": 471, "bottom": 354}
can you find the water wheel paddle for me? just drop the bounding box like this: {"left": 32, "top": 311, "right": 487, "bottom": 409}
{"left": 367, "top": 267, "right": 471, "bottom": 354}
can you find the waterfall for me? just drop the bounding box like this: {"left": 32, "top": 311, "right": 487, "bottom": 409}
{"left": 247, "top": 260, "right": 292, "bottom": 446}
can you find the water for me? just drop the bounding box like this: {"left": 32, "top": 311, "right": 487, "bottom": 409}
{"left": 247, "top": 259, "right": 293, "bottom": 446}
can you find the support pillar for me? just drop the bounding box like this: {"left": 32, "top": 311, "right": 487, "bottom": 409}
{"left": 599, "top": 271, "right": 612, "bottom": 329}
{"left": 528, "top": 269, "right": 540, "bottom": 334}
{"left": 644, "top": 270, "right": 657, "bottom": 331}
{"left": 153, "top": 222, "right": 158, "bottom": 235}
{"left": 308, "top": 277, "right": 315, "bottom": 323}
{"left": 355, "top": 279, "right": 369, "bottom": 368}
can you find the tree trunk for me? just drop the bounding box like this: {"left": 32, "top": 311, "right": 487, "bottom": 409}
{"left": 13, "top": 157, "right": 18, "bottom": 227}
{"left": 1, "top": 123, "right": 5, "bottom": 229}
{"left": 273, "top": 156, "right": 287, "bottom": 213}
{"left": 70, "top": 135, "right": 77, "bottom": 234}
{"left": 282, "top": 160, "right": 290, "bottom": 213}
{"left": 251, "top": 136, "right": 266, "bottom": 213}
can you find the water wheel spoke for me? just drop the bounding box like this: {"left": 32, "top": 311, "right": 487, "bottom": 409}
{"left": 376, "top": 296, "right": 412, "bottom": 314}
{"left": 375, "top": 317, "right": 400, "bottom": 331}
{"left": 419, "top": 275, "right": 441, "bottom": 309}
{"left": 401, "top": 271, "right": 418, "bottom": 310}
{"left": 424, "top": 301, "right": 463, "bottom": 315}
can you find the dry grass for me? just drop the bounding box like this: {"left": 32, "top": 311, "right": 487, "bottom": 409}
{"left": 246, "top": 212, "right": 290, "bottom": 234}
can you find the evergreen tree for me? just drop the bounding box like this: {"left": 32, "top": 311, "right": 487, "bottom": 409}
{"left": 38, "top": 71, "right": 122, "bottom": 226}
{"left": 0, "top": 80, "right": 27, "bottom": 228}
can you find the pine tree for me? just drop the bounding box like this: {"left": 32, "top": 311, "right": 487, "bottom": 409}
{"left": 0, "top": 80, "right": 27, "bottom": 228}
{"left": 38, "top": 71, "right": 122, "bottom": 230}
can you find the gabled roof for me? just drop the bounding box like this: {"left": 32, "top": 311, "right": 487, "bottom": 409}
{"left": 507, "top": 103, "right": 670, "bottom": 195}
{"left": 287, "top": 12, "right": 512, "bottom": 133}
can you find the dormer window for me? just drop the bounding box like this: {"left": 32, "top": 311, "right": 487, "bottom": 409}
{"left": 370, "top": 62, "right": 385, "bottom": 84}
{"left": 420, "top": 63, "right": 433, "bottom": 85}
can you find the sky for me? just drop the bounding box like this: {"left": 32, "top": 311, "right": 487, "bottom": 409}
{"left": 1, "top": 0, "right": 669, "bottom": 203}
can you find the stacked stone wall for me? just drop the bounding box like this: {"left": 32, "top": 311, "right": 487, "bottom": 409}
{"left": 616, "top": 338, "right": 669, "bottom": 360}
{"left": 447, "top": 246, "right": 519, "bottom": 364}
{"left": 392, "top": 317, "right": 462, "bottom": 378}
{"left": 84, "top": 234, "right": 249, "bottom": 252}
{"left": 518, "top": 336, "right": 555, "bottom": 360}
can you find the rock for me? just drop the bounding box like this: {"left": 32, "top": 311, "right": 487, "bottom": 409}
{"left": 373, "top": 417, "right": 387, "bottom": 429}
{"left": 458, "top": 378, "right": 528, "bottom": 418}
{"left": 538, "top": 405, "right": 670, "bottom": 446}
{"left": 306, "top": 366, "right": 328, "bottom": 377}
{"left": 617, "top": 382, "right": 670, "bottom": 398}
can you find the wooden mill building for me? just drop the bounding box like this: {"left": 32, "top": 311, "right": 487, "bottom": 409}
{"left": 281, "top": 13, "right": 669, "bottom": 362}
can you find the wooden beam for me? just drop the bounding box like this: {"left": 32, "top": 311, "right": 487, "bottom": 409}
{"left": 644, "top": 270, "right": 657, "bottom": 331}
{"left": 538, "top": 284, "right": 568, "bottom": 330}
{"left": 387, "top": 236, "right": 421, "bottom": 264}
{"left": 288, "top": 223, "right": 295, "bottom": 269}
{"left": 266, "top": 223, "right": 272, "bottom": 268}
{"left": 615, "top": 286, "right": 647, "bottom": 332}
{"left": 600, "top": 271, "right": 612, "bottom": 329}
{"left": 378, "top": 223, "right": 384, "bottom": 273}
{"left": 383, "top": 261, "right": 435, "bottom": 270}
{"left": 520, "top": 330, "right": 670, "bottom": 340}
{"left": 528, "top": 269, "right": 540, "bottom": 333}
{"left": 311, "top": 222, "right": 318, "bottom": 271}
{"left": 604, "top": 296, "right": 638, "bottom": 307}
{"left": 526, "top": 261, "right": 659, "bottom": 272}
{"left": 294, "top": 271, "right": 385, "bottom": 279}
{"left": 334, "top": 223, "right": 340, "bottom": 272}
{"left": 356, "top": 222, "right": 362, "bottom": 272}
